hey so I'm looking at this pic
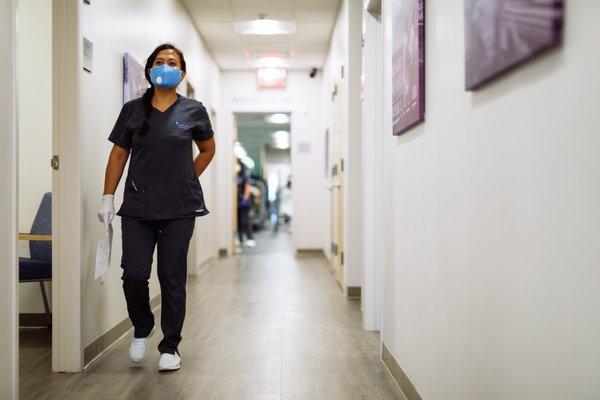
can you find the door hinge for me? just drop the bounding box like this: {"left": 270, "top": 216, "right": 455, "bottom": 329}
{"left": 361, "top": 34, "right": 365, "bottom": 48}
{"left": 340, "top": 158, "right": 345, "bottom": 172}
{"left": 341, "top": 251, "right": 345, "bottom": 265}
{"left": 51, "top": 155, "right": 59, "bottom": 170}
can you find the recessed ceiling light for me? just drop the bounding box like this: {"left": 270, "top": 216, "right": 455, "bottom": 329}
{"left": 265, "top": 114, "right": 290, "bottom": 124}
{"left": 252, "top": 57, "right": 289, "bottom": 68}
{"left": 241, "top": 156, "right": 255, "bottom": 169}
{"left": 272, "top": 130, "right": 290, "bottom": 140}
{"left": 233, "top": 141, "right": 247, "bottom": 158}
{"left": 235, "top": 19, "right": 296, "bottom": 35}
{"left": 249, "top": 51, "right": 290, "bottom": 60}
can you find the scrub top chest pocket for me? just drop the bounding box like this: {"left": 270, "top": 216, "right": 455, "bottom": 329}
{"left": 109, "top": 95, "right": 214, "bottom": 220}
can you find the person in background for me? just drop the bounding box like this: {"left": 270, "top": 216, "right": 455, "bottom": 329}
{"left": 236, "top": 161, "right": 255, "bottom": 248}
{"left": 275, "top": 178, "right": 292, "bottom": 232}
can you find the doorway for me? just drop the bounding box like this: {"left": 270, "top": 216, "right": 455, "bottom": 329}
{"left": 233, "top": 112, "right": 293, "bottom": 255}
{"left": 17, "top": 0, "right": 55, "bottom": 393}
{"left": 17, "top": 0, "right": 82, "bottom": 382}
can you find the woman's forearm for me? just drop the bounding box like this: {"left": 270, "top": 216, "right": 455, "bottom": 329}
{"left": 193, "top": 150, "right": 215, "bottom": 178}
{"left": 103, "top": 146, "right": 129, "bottom": 195}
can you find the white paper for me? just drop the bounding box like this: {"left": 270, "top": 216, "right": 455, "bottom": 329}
{"left": 95, "top": 222, "right": 113, "bottom": 279}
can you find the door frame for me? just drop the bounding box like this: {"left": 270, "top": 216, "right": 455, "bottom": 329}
{"left": 361, "top": 0, "right": 385, "bottom": 331}
{"left": 226, "top": 107, "right": 295, "bottom": 252}
{"left": 52, "top": 0, "right": 82, "bottom": 372}
{"left": 0, "top": 0, "right": 19, "bottom": 397}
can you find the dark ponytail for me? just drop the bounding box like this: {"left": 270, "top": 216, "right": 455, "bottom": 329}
{"left": 139, "top": 43, "right": 187, "bottom": 135}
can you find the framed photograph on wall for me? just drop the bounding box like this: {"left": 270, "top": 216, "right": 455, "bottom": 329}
{"left": 392, "top": 0, "right": 425, "bottom": 135}
{"left": 123, "top": 53, "right": 148, "bottom": 104}
{"left": 465, "top": 0, "right": 564, "bottom": 90}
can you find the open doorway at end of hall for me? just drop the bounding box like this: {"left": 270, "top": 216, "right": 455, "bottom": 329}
{"left": 232, "top": 112, "right": 293, "bottom": 255}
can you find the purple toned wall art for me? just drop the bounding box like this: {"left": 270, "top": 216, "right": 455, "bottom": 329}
{"left": 123, "top": 53, "right": 148, "bottom": 104}
{"left": 465, "top": 0, "right": 564, "bottom": 90}
{"left": 392, "top": 0, "right": 425, "bottom": 135}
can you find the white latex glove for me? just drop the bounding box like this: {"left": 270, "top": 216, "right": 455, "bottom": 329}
{"left": 97, "top": 194, "right": 115, "bottom": 226}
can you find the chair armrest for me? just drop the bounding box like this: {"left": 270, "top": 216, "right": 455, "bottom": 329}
{"left": 18, "top": 233, "right": 52, "bottom": 241}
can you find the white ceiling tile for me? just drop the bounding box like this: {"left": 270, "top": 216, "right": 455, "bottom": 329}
{"left": 192, "top": 8, "right": 235, "bottom": 22}
{"left": 232, "top": 9, "right": 294, "bottom": 21}
{"left": 186, "top": 0, "right": 340, "bottom": 70}
{"left": 292, "top": 0, "right": 339, "bottom": 8}
{"left": 294, "top": 22, "right": 332, "bottom": 41}
{"left": 184, "top": 0, "right": 232, "bottom": 8}
{"left": 293, "top": 8, "right": 337, "bottom": 22}
{"left": 230, "top": 0, "right": 293, "bottom": 9}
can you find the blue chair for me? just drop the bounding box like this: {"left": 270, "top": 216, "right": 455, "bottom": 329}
{"left": 19, "top": 192, "right": 52, "bottom": 328}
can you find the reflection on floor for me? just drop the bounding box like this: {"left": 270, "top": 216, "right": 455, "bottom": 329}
{"left": 238, "top": 227, "right": 293, "bottom": 256}
{"left": 20, "top": 231, "right": 401, "bottom": 400}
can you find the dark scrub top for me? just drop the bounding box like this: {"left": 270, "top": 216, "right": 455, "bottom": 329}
{"left": 236, "top": 175, "right": 250, "bottom": 208}
{"left": 108, "top": 95, "right": 213, "bottom": 220}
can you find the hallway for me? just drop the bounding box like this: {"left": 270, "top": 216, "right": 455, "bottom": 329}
{"left": 21, "top": 234, "right": 401, "bottom": 400}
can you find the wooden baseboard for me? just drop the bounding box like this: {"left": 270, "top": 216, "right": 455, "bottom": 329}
{"left": 382, "top": 342, "right": 422, "bottom": 400}
{"left": 84, "top": 294, "right": 161, "bottom": 367}
{"left": 346, "top": 286, "right": 361, "bottom": 299}
{"left": 295, "top": 249, "right": 324, "bottom": 258}
{"left": 19, "top": 313, "right": 51, "bottom": 328}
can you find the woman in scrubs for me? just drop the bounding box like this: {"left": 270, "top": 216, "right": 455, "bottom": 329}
{"left": 97, "top": 44, "right": 215, "bottom": 371}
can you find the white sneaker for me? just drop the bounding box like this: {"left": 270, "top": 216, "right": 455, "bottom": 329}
{"left": 246, "top": 239, "right": 256, "bottom": 248}
{"left": 158, "top": 352, "right": 181, "bottom": 371}
{"left": 129, "top": 326, "right": 154, "bottom": 363}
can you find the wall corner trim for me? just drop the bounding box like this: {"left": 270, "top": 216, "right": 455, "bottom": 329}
{"left": 382, "top": 342, "right": 423, "bottom": 400}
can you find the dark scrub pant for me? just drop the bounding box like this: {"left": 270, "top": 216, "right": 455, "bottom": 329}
{"left": 120, "top": 216, "right": 195, "bottom": 355}
{"left": 237, "top": 206, "right": 254, "bottom": 242}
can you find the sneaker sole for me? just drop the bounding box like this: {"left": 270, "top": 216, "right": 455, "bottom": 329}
{"left": 158, "top": 364, "right": 180, "bottom": 372}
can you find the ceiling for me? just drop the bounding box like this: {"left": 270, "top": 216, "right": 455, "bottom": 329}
{"left": 181, "top": 0, "right": 341, "bottom": 70}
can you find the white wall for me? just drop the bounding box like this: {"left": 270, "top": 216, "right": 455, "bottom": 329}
{"left": 17, "top": 0, "right": 53, "bottom": 314}
{"left": 322, "top": 0, "right": 363, "bottom": 287}
{"left": 81, "top": 0, "right": 220, "bottom": 347}
{"left": 0, "top": 0, "right": 19, "bottom": 396}
{"left": 378, "top": 1, "right": 600, "bottom": 399}
{"left": 219, "top": 70, "right": 327, "bottom": 252}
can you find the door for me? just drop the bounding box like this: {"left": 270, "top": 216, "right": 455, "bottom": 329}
{"left": 330, "top": 67, "right": 346, "bottom": 290}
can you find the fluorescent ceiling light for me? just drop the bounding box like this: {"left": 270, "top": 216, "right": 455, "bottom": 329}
{"left": 274, "top": 141, "right": 290, "bottom": 150}
{"left": 241, "top": 156, "right": 255, "bottom": 169}
{"left": 272, "top": 130, "right": 290, "bottom": 150}
{"left": 233, "top": 141, "right": 247, "bottom": 158}
{"left": 235, "top": 19, "right": 296, "bottom": 35}
{"left": 249, "top": 51, "right": 290, "bottom": 60}
{"left": 272, "top": 130, "right": 290, "bottom": 140}
{"left": 252, "top": 57, "right": 289, "bottom": 68}
{"left": 266, "top": 114, "right": 290, "bottom": 124}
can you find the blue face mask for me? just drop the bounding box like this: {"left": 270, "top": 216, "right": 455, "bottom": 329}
{"left": 150, "top": 64, "right": 182, "bottom": 88}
